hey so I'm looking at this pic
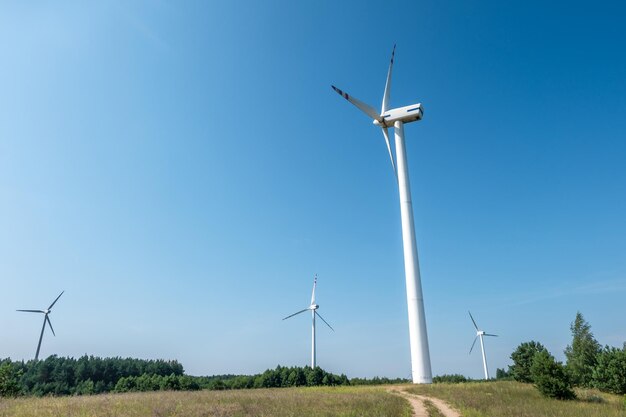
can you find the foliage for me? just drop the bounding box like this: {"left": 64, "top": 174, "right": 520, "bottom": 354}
{"left": 0, "top": 358, "right": 352, "bottom": 397}
{"left": 592, "top": 346, "right": 626, "bottom": 394}
{"left": 531, "top": 350, "right": 576, "bottom": 400}
{"left": 349, "top": 376, "right": 408, "bottom": 385}
{"left": 2, "top": 355, "right": 183, "bottom": 397}
{"left": 433, "top": 374, "right": 469, "bottom": 383}
{"left": 509, "top": 341, "right": 548, "bottom": 383}
{"left": 0, "top": 361, "right": 22, "bottom": 397}
{"left": 495, "top": 367, "right": 512, "bottom": 380}
{"left": 565, "top": 312, "right": 601, "bottom": 387}
{"left": 211, "top": 366, "right": 349, "bottom": 390}
{"left": 113, "top": 373, "right": 199, "bottom": 393}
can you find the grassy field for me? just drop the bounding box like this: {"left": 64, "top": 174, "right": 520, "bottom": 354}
{"left": 2, "top": 381, "right": 625, "bottom": 416}
{"left": 0, "top": 386, "right": 411, "bottom": 417}
{"left": 406, "top": 380, "right": 626, "bottom": 417}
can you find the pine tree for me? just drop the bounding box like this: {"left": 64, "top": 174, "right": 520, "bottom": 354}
{"left": 564, "top": 312, "right": 600, "bottom": 387}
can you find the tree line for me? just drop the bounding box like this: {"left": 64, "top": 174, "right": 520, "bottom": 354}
{"left": 0, "top": 355, "right": 406, "bottom": 397}
{"left": 0, "top": 355, "right": 184, "bottom": 396}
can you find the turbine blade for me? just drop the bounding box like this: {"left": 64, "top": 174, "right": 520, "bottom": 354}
{"left": 331, "top": 85, "right": 381, "bottom": 122}
{"left": 484, "top": 333, "right": 498, "bottom": 337}
{"left": 381, "top": 44, "right": 396, "bottom": 113}
{"left": 17, "top": 310, "right": 45, "bottom": 313}
{"left": 46, "top": 315, "right": 56, "bottom": 337}
{"left": 310, "top": 275, "right": 317, "bottom": 305}
{"left": 48, "top": 291, "right": 64, "bottom": 310}
{"left": 469, "top": 335, "right": 478, "bottom": 354}
{"left": 381, "top": 127, "right": 397, "bottom": 177}
{"left": 315, "top": 311, "right": 334, "bottom": 332}
{"left": 468, "top": 311, "right": 479, "bottom": 330}
{"left": 282, "top": 308, "right": 309, "bottom": 321}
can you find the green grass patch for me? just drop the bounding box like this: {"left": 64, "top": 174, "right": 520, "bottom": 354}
{"left": 406, "top": 380, "right": 625, "bottom": 417}
{"left": 0, "top": 385, "right": 412, "bottom": 417}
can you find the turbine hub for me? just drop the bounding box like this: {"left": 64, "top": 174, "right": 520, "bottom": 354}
{"left": 310, "top": 304, "right": 319, "bottom": 310}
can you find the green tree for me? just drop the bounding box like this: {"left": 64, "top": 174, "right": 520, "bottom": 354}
{"left": 564, "top": 312, "right": 601, "bottom": 387}
{"left": 530, "top": 350, "right": 575, "bottom": 400}
{"left": 592, "top": 346, "right": 626, "bottom": 394}
{"left": 495, "top": 368, "right": 511, "bottom": 380}
{"left": 0, "top": 362, "right": 22, "bottom": 397}
{"left": 75, "top": 379, "right": 95, "bottom": 395}
{"left": 509, "top": 341, "right": 548, "bottom": 383}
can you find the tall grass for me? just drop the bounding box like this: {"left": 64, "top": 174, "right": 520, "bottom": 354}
{"left": 406, "top": 380, "right": 625, "bottom": 417}
{"left": 0, "top": 386, "right": 412, "bottom": 417}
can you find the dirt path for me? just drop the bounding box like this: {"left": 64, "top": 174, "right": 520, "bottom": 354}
{"left": 387, "top": 387, "right": 461, "bottom": 417}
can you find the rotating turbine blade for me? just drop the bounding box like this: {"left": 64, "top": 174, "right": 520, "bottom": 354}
{"left": 282, "top": 308, "right": 309, "bottom": 321}
{"left": 381, "top": 127, "right": 397, "bottom": 176}
{"left": 46, "top": 315, "right": 56, "bottom": 336}
{"left": 484, "top": 333, "right": 498, "bottom": 337}
{"left": 17, "top": 309, "right": 45, "bottom": 313}
{"left": 469, "top": 335, "right": 478, "bottom": 354}
{"left": 311, "top": 275, "right": 317, "bottom": 305}
{"left": 381, "top": 44, "right": 396, "bottom": 114}
{"left": 331, "top": 86, "right": 382, "bottom": 122}
{"left": 468, "top": 311, "right": 479, "bottom": 331}
{"left": 48, "top": 291, "right": 64, "bottom": 310}
{"left": 315, "top": 311, "right": 334, "bottom": 332}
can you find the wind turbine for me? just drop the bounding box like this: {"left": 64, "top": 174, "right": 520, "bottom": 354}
{"left": 468, "top": 311, "right": 498, "bottom": 380}
{"left": 17, "top": 291, "right": 64, "bottom": 361}
{"left": 282, "top": 275, "right": 334, "bottom": 368}
{"left": 331, "top": 45, "right": 432, "bottom": 384}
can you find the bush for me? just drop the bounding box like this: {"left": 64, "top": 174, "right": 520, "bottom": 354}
{"left": 530, "top": 350, "right": 575, "bottom": 400}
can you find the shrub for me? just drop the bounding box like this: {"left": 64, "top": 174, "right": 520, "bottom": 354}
{"left": 530, "top": 350, "right": 575, "bottom": 400}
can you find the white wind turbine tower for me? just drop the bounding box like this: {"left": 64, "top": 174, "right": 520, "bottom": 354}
{"left": 468, "top": 311, "right": 498, "bottom": 380}
{"left": 283, "top": 275, "right": 334, "bottom": 368}
{"left": 17, "top": 291, "right": 64, "bottom": 361}
{"left": 332, "top": 45, "right": 432, "bottom": 383}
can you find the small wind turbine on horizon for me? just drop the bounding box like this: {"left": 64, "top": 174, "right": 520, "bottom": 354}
{"left": 17, "top": 291, "right": 64, "bottom": 361}
{"left": 468, "top": 311, "right": 498, "bottom": 380}
{"left": 332, "top": 45, "right": 432, "bottom": 384}
{"left": 282, "top": 275, "right": 334, "bottom": 368}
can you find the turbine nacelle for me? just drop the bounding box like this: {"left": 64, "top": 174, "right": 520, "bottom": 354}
{"left": 310, "top": 304, "right": 319, "bottom": 310}
{"left": 373, "top": 103, "right": 424, "bottom": 128}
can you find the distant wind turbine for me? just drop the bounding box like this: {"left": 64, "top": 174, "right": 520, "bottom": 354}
{"left": 468, "top": 311, "right": 498, "bottom": 380}
{"left": 17, "top": 291, "right": 64, "bottom": 361}
{"left": 332, "top": 45, "right": 432, "bottom": 383}
{"left": 283, "top": 275, "right": 334, "bottom": 368}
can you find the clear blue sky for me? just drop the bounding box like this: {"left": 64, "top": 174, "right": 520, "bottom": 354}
{"left": 1, "top": 0, "right": 625, "bottom": 379}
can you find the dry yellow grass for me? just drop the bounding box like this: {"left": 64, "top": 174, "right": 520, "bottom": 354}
{"left": 0, "top": 386, "right": 412, "bottom": 417}
{"left": 405, "top": 380, "right": 626, "bottom": 417}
